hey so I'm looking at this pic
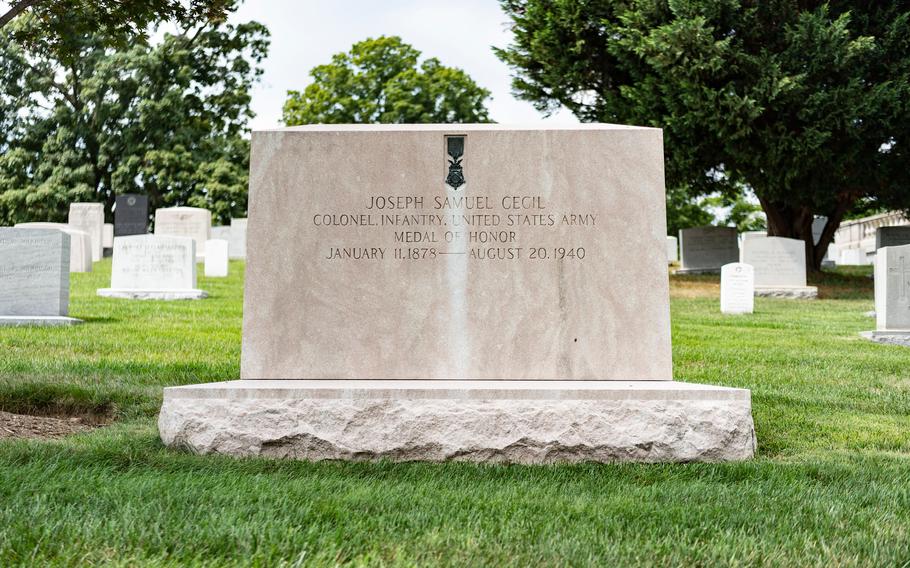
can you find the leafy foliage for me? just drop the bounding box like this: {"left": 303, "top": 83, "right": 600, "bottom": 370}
{"left": 496, "top": 1, "right": 910, "bottom": 269}
{"left": 0, "top": 9, "right": 268, "bottom": 225}
{"left": 283, "top": 36, "right": 491, "bottom": 125}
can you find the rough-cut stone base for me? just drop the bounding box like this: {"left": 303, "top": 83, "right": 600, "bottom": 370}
{"left": 0, "top": 316, "right": 83, "bottom": 327}
{"left": 159, "top": 380, "right": 756, "bottom": 463}
{"left": 860, "top": 330, "right": 910, "bottom": 347}
{"left": 754, "top": 286, "right": 818, "bottom": 299}
{"left": 674, "top": 268, "right": 720, "bottom": 275}
{"left": 97, "top": 289, "right": 208, "bottom": 300}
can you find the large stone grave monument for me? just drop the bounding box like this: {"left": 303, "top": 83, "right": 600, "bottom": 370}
{"left": 741, "top": 236, "right": 817, "bottom": 298}
{"left": 114, "top": 194, "right": 149, "bottom": 237}
{"left": 875, "top": 226, "right": 910, "bottom": 250}
{"left": 862, "top": 244, "right": 910, "bottom": 346}
{"left": 159, "top": 124, "right": 755, "bottom": 464}
{"left": 154, "top": 206, "right": 211, "bottom": 260}
{"left": 68, "top": 202, "right": 104, "bottom": 262}
{"left": 677, "top": 226, "right": 739, "bottom": 274}
{"left": 0, "top": 228, "right": 81, "bottom": 326}
{"left": 97, "top": 235, "right": 207, "bottom": 300}
{"left": 720, "top": 263, "right": 754, "bottom": 314}
{"left": 14, "top": 222, "right": 92, "bottom": 273}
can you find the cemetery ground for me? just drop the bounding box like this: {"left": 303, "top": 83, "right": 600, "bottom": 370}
{"left": 0, "top": 262, "right": 908, "bottom": 566}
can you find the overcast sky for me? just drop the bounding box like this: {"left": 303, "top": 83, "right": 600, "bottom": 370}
{"left": 230, "top": 0, "right": 577, "bottom": 130}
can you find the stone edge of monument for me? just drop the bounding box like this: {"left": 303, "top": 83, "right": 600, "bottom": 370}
{"left": 97, "top": 289, "right": 208, "bottom": 301}
{"left": 158, "top": 380, "right": 756, "bottom": 464}
{"left": 859, "top": 330, "right": 910, "bottom": 347}
{"left": 0, "top": 316, "right": 83, "bottom": 327}
{"left": 754, "top": 286, "right": 818, "bottom": 299}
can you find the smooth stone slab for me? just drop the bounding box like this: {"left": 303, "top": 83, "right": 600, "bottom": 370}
{"left": 68, "top": 202, "right": 104, "bottom": 262}
{"left": 204, "top": 239, "right": 229, "bottom": 277}
{"left": 859, "top": 330, "right": 910, "bottom": 347}
{"left": 242, "top": 125, "right": 672, "bottom": 381}
{"left": 99, "top": 235, "right": 206, "bottom": 301}
{"left": 229, "top": 218, "right": 247, "bottom": 259}
{"left": 839, "top": 248, "right": 872, "bottom": 265}
{"left": 97, "top": 289, "right": 207, "bottom": 300}
{"left": 874, "top": 244, "right": 910, "bottom": 331}
{"left": 159, "top": 380, "right": 756, "bottom": 463}
{"left": 720, "top": 262, "right": 754, "bottom": 314}
{"left": 14, "top": 223, "right": 92, "bottom": 273}
{"left": 114, "top": 194, "right": 148, "bottom": 237}
{"left": 875, "top": 226, "right": 910, "bottom": 250}
{"left": 754, "top": 286, "right": 818, "bottom": 299}
{"left": 0, "top": 316, "right": 82, "bottom": 327}
{"left": 0, "top": 228, "right": 71, "bottom": 317}
{"left": 154, "top": 206, "right": 211, "bottom": 259}
{"left": 666, "top": 236, "right": 678, "bottom": 263}
{"left": 741, "top": 236, "right": 808, "bottom": 289}
{"left": 678, "top": 226, "right": 739, "bottom": 273}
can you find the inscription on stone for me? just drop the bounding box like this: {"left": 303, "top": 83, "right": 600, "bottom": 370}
{"left": 242, "top": 125, "right": 671, "bottom": 381}
{"left": 0, "top": 228, "right": 70, "bottom": 316}
{"left": 741, "top": 236, "right": 806, "bottom": 288}
{"left": 114, "top": 194, "right": 149, "bottom": 237}
{"left": 720, "top": 263, "right": 754, "bottom": 315}
{"left": 110, "top": 235, "right": 197, "bottom": 291}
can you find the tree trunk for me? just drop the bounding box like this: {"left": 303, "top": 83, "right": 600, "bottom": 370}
{"left": 757, "top": 195, "right": 853, "bottom": 273}
{"left": 0, "top": 0, "right": 43, "bottom": 29}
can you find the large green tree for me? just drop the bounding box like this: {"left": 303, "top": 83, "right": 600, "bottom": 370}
{"left": 496, "top": 1, "right": 910, "bottom": 270}
{"left": 0, "top": 7, "right": 268, "bottom": 225}
{"left": 283, "top": 36, "right": 491, "bottom": 124}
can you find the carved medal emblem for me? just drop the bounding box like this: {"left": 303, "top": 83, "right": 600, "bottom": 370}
{"left": 445, "top": 136, "right": 466, "bottom": 190}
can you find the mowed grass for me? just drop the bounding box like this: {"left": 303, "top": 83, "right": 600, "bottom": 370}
{"left": 1, "top": 261, "right": 909, "bottom": 566}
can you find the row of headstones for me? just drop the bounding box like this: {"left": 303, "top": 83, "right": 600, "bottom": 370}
{"left": 669, "top": 227, "right": 817, "bottom": 298}
{"left": 0, "top": 203, "right": 248, "bottom": 325}
{"left": 668, "top": 225, "right": 910, "bottom": 269}
{"left": 719, "top": 244, "right": 909, "bottom": 338}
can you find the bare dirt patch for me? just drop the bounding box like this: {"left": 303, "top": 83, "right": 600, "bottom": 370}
{"left": 0, "top": 410, "right": 99, "bottom": 440}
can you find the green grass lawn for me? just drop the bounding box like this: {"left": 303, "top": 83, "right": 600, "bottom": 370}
{"left": 1, "top": 261, "right": 909, "bottom": 566}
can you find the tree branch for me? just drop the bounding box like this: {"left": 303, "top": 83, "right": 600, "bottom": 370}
{"left": 0, "top": 0, "right": 44, "bottom": 29}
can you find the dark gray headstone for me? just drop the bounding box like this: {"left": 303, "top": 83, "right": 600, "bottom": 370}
{"left": 678, "top": 226, "right": 739, "bottom": 272}
{"left": 0, "top": 228, "right": 70, "bottom": 316}
{"left": 875, "top": 226, "right": 910, "bottom": 250}
{"left": 114, "top": 194, "right": 149, "bottom": 237}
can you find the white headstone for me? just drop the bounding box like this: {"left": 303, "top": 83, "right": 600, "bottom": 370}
{"left": 875, "top": 244, "right": 910, "bottom": 331}
{"left": 14, "top": 222, "right": 93, "bottom": 273}
{"left": 741, "top": 236, "right": 806, "bottom": 288}
{"left": 0, "top": 228, "right": 80, "bottom": 325}
{"left": 97, "top": 235, "right": 207, "bottom": 300}
{"left": 154, "top": 206, "right": 211, "bottom": 259}
{"left": 666, "top": 236, "right": 678, "bottom": 263}
{"left": 102, "top": 223, "right": 114, "bottom": 249}
{"left": 720, "top": 263, "right": 754, "bottom": 314}
{"left": 229, "top": 218, "right": 247, "bottom": 259}
{"left": 68, "top": 202, "right": 104, "bottom": 262}
{"left": 204, "top": 239, "right": 229, "bottom": 277}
